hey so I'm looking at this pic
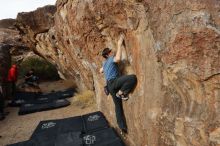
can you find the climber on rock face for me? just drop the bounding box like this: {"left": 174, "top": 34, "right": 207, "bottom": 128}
{"left": 99, "top": 34, "right": 137, "bottom": 134}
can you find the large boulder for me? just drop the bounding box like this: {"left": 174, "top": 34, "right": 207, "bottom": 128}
{"left": 16, "top": 0, "right": 220, "bottom": 145}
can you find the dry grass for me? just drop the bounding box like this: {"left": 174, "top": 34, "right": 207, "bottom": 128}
{"left": 72, "top": 90, "right": 95, "bottom": 109}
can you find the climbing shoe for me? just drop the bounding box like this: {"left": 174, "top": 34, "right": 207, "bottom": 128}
{"left": 116, "top": 92, "right": 129, "bottom": 101}
{"left": 120, "top": 129, "right": 127, "bottom": 139}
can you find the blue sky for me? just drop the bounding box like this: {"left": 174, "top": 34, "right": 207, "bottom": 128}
{"left": 0, "top": 0, "right": 57, "bottom": 19}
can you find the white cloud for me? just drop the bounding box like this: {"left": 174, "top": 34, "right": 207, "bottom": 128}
{"left": 0, "top": 0, "right": 56, "bottom": 20}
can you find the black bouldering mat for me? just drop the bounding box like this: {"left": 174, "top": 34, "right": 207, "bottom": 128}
{"left": 39, "top": 92, "right": 62, "bottom": 101}
{"left": 40, "top": 88, "right": 75, "bottom": 100}
{"left": 52, "top": 99, "right": 71, "bottom": 108}
{"left": 54, "top": 131, "right": 82, "bottom": 146}
{"left": 18, "top": 99, "right": 70, "bottom": 115}
{"left": 31, "top": 111, "right": 109, "bottom": 136}
{"left": 8, "top": 92, "right": 40, "bottom": 107}
{"left": 31, "top": 116, "right": 84, "bottom": 140}
{"left": 58, "top": 116, "right": 84, "bottom": 134}
{"left": 100, "top": 138, "right": 125, "bottom": 146}
{"left": 82, "top": 111, "right": 109, "bottom": 132}
{"left": 7, "top": 140, "right": 36, "bottom": 146}
{"left": 60, "top": 88, "right": 75, "bottom": 98}
{"left": 9, "top": 88, "right": 75, "bottom": 107}
{"left": 15, "top": 92, "right": 40, "bottom": 100}
{"left": 8, "top": 99, "right": 26, "bottom": 107}
{"left": 34, "top": 132, "right": 82, "bottom": 146}
{"left": 31, "top": 119, "right": 59, "bottom": 140}
{"left": 82, "top": 128, "right": 125, "bottom": 146}
{"left": 8, "top": 132, "right": 82, "bottom": 146}
{"left": 25, "top": 91, "right": 73, "bottom": 105}
{"left": 8, "top": 112, "right": 125, "bottom": 146}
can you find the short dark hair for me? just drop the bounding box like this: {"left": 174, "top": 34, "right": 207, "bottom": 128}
{"left": 102, "top": 48, "right": 111, "bottom": 59}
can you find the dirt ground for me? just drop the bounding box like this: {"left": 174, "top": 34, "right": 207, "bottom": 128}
{"left": 0, "top": 80, "right": 97, "bottom": 146}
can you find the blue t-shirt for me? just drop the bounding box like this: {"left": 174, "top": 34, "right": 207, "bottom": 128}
{"left": 103, "top": 56, "right": 119, "bottom": 81}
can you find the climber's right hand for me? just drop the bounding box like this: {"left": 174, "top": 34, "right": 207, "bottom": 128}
{"left": 118, "top": 33, "right": 125, "bottom": 45}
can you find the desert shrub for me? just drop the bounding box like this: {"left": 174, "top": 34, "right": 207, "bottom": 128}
{"left": 72, "top": 90, "right": 95, "bottom": 108}
{"left": 19, "top": 57, "right": 60, "bottom": 81}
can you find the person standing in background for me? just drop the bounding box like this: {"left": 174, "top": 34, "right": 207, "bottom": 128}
{"left": 7, "top": 64, "right": 18, "bottom": 98}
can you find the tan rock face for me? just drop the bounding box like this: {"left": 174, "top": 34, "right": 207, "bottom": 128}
{"left": 0, "top": 19, "right": 30, "bottom": 63}
{"left": 15, "top": 5, "right": 56, "bottom": 52}
{"left": 16, "top": 6, "right": 56, "bottom": 34}
{"left": 16, "top": 0, "right": 220, "bottom": 146}
{"left": 0, "top": 19, "right": 23, "bottom": 46}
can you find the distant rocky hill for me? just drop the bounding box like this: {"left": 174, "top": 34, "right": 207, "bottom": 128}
{"left": 0, "top": 19, "right": 16, "bottom": 29}
{"left": 0, "top": 19, "right": 21, "bottom": 45}
{"left": 3, "top": 1, "right": 220, "bottom": 146}
{"left": 0, "top": 18, "right": 30, "bottom": 63}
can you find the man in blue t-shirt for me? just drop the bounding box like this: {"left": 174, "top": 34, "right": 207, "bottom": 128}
{"left": 99, "top": 34, "right": 137, "bottom": 135}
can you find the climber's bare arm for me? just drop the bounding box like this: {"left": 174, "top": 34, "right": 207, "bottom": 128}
{"left": 99, "top": 67, "right": 104, "bottom": 73}
{"left": 114, "top": 34, "right": 124, "bottom": 63}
